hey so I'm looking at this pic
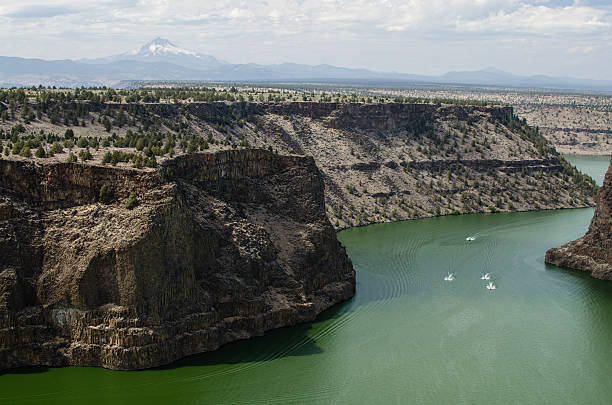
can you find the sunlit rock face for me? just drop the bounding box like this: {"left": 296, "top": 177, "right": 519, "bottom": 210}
{"left": 546, "top": 155, "right": 612, "bottom": 280}
{"left": 0, "top": 149, "right": 355, "bottom": 370}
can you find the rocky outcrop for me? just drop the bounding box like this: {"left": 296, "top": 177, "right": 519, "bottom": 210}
{"left": 264, "top": 102, "right": 512, "bottom": 131}
{"left": 546, "top": 155, "right": 612, "bottom": 279}
{"left": 0, "top": 149, "right": 355, "bottom": 370}
{"left": 336, "top": 159, "right": 562, "bottom": 174}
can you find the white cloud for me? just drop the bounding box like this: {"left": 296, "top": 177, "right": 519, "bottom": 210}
{"left": 2, "top": 1, "right": 607, "bottom": 37}
{"left": 459, "top": 4, "right": 609, "bottom": 34}
{"left": 0, "top": 0, "right": 610, "bottom": 79}
{"left": 228, "top": 8, "right": 253, "bottom": 19}
{"left": 567, "top": 44, "right": 601, "bottom": 54}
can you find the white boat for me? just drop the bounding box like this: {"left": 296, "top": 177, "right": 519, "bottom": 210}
{"left": 486, "top": 281, "right": 496, "bottom": 290}
{"left": 481, "top": 273, "right": 491, "bottom": 280}
{"left": 466, "top": 236, "right": 476, "bottom": 241}
{"left": 444, "top": 272, "right": 455, "bottom": 281}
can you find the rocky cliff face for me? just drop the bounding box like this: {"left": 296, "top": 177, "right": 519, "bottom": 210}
{"left": 0, "top": 149, "right": 355, "bottom": 370}
{"left": 0, "top": 101, "right": 598, "bottom": 230}
{"left": 545, "top": 156, "right": 612, "bottom": 280}
{"left": 115, "top": 102, "right": 598, "bottom": 229}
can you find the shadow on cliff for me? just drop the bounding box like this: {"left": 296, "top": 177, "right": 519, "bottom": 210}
{"left": 0, "top": 366, "right": 50, "bottom": 376}
{"left": 153, "top": 300, "right": 352, "bottom": 372}
{"left": 545, "top": 261, "right": 612, "bottom": 289}
{"left": 0, "top": 300, "right": 354, "bottom": 375}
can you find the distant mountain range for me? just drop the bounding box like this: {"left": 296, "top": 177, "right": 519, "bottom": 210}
{"left": 1, "top": 37, "right": 611, "bottom": 92}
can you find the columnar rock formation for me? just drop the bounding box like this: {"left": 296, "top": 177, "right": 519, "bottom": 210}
{"left": 545, "top": 155, "right": 612, "bottom": 280}
{"left": 0, "top": 150, "right": 355, "bottom": 370}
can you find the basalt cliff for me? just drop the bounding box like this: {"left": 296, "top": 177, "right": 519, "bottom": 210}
{"left": 0, "top": 101, "right": 599, "bottom": 230}
{"left": 545, "top": 156, "right": 612, "bottom": 280}
{"left": 0, "top": 149, "right": 355, "bottom": 370}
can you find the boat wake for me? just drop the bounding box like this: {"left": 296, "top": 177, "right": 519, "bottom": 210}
{"left": 466, "top": 232, "right": 482, "bottom": 242}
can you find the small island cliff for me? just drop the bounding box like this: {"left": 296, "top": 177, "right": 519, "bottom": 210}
{"left": 546, "top": 155, "right": 612, "bottom": 280}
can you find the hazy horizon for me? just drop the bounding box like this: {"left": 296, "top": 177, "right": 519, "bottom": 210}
{"left": 1, "top": 0, "right": 611, "bottom": 80}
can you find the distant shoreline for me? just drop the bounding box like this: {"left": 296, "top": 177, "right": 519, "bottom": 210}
{"left": 557, "top": 148, "right": 611, "bottom": 156}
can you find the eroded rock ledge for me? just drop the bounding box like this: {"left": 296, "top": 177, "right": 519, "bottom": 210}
{"left": 545, "top": 155, "right": 612, "bottom": 280}
{"left": 0, "top": 149, "right": 355, "bottom": 370}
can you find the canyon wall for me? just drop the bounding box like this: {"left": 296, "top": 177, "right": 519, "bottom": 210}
{"left": 245, "top": 102, "right": 595, "bottom": 229}
{"left": 1, "top": 101, "right": 598, "bottom": 229}
{"left": 0, "top": 150, "right": 355, "bottom": 370}
{"left": 143, "top": 101, "right": 595, "bottom": 229}
{"left": 545, "top": 156, "right": 612, "bottom": 280}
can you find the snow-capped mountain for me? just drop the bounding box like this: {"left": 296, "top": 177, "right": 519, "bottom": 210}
{"left": 133, "top": 37, "right": 199, "bottom": 58}
{"left": 128, "top": 37, "right": 227, "bottom": 70}
{"left": 83, "top": 37, "right": 227, "bottom": 70}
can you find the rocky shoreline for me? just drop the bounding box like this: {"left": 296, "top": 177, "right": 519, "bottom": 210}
{"left": 545, "top": 155, "right": 612, "bottom": 280}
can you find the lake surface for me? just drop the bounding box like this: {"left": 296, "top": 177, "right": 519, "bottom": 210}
{"left": 1, "top": 156, "right": 610, "bottom": 405}
{"left": 564, "top": 154, "right": 610, "bottom": 186}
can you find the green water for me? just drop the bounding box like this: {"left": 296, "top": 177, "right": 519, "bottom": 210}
{"left": 1, "top": 157, "right": 610, "bottom": 405}
{"left": 564, "top": 154, "right": 609, "bottom": 186}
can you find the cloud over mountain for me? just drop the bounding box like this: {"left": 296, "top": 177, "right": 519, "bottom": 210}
{"left": 0, "top": 1, "right": 610, "bottom": 79}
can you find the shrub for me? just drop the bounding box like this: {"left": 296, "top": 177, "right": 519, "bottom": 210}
{"left": 102, "top": 151, "right": 112, "bottom": 164}
{"left": 103, "top": 117, "right": 111, "bottom": 132}
{"left": 145, "top": 156, "right": 157, "bottom": 168}
{"left": 108, "top": 150, "right": 133, "bottom": 165}
{"left": 78, "top": 148, "right": 92, "bottom": 162}
{"left": 50, "top": 142, "right": 64, "bottom": 154}
{"left": 99, "top": 184, "right": 112, "bottom": 204}
{"left": 19, "top": 146, "right": 31, "bottom": 158}
{"left": 11, "top": 140, "right": 23, "bottom": 155}
{"left": 132, "top": 154, "right": 143, "bottom": 168}
{"left": 66, "top": 153, "right": 77, "bottom": 163}
{"left": 124, "top": 192, "right": 137, "bottom": 210}
{"left": 77, "top": 137, "right": 89, "bottom": 148}
{"left": 34, "top": 146, "right": 46, "bottom": 158}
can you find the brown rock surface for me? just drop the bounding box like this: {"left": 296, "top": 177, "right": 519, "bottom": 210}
{"left": 0, "top": 149, "right": 355, "bottom": 370}
{"left": 545, "top": 155, "right": 612, "bottom": 279}
{"left": 0, "top": 101, "right": 599, "bottom": 230}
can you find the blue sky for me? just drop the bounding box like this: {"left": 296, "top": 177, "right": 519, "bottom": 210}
{"left": 0, "top": 0, "right": 610, "bottom": 79}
